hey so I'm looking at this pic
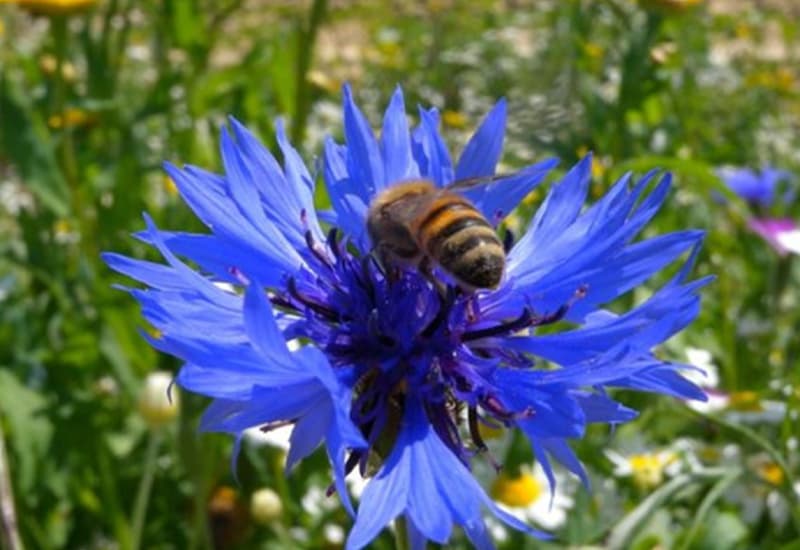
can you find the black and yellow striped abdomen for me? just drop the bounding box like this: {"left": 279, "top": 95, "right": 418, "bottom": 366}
{"left": 414, "top": 191, "right": 505, "bottom": 289}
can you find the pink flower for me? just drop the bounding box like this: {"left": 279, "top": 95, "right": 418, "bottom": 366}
{"left": 748, "top": 218, "right": 800, "bottom": 256}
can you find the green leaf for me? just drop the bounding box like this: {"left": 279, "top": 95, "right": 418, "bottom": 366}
{"left": 0, "top": 78, "right": 70, "bottom": 216}
{"left": 693, "top": 511, "right": 748, "bottom": 550}
{"left": 607, "top": 474, "right": 696, "bottom": 550}
{"left": 677, "top": 468, "right": 744, "bottom": 550}
{"left": 0, "top": 370, "right": 54, "bottom": 493}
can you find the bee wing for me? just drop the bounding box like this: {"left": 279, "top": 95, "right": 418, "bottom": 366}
{"left": 444, "top": 173, "right": 515, "bottom": 192}
{"left": 376, "top": 188, "right": 441, "bottom": 229}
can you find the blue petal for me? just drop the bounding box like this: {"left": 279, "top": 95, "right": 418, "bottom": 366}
{"left": 347, "top": 397, "right": 547, "bottom": 550}
{"left": 515, "top": 155, "right": 592, "bottom": 256}
{"left": 227, "top": 117, "right": 324, "bottom": 250}
{"left": 573, "top": 391, "right": 639, "bottom": 424}
{"left": 406, "top": 440, "right": 453, "bottom": 544}
{"left": 412, "top": 107, "right": 454, "bottom": 187}
{"left": 164, "top": 162, "right": 303, "bottom": 275}
{"left": 286, "top": 403, "right": 330, "bottom": 471}
{"left": 325, "top": 402, "right": 365, "bottom": 517}
{"left": 613, "top": 366, "right": 707, "bottom": 401}
{"left": 455, "top": 98, "right": 506, "bottom": 180}
{"left": 130, "top": 288, "right": 244, "bottom": 343}
{"left": 103, "top": 253, "right": 188, "bottom": 291}
{"left": 346, "top": 442, "right": 410, "bottom": 550}
{"left": 381, "top": 86, "right": 417, "bottom": 184}
{"left": 134, "top": 231, "right": 286, "bottom": 288}
{"left": 164, "top": 163, "right": 303, "bottom": 272}
{"left": 219, "top": 128, "right": 276, "bottom": 240}
{"left": 494, "top": 170, "right": 703, "bottom": 321}
{"left": 541, "top": 439, "right": 588, "bottom": 488}
{"left": 201, "top": 379, "right": 323, "bottom": 433}
{"left": 323, "top": 137, "right": 371, "bottom": 249}
{"left": 503, "top": 271, "right": 710, "bottom": 365}
{"left": 138, "top": 214, "right": 236, "bottom": 304}
{"left": 462, "top": 519, "right": 495, "bottom": 550}
{"left": 463, "top": 158, "right": 558, "bottom": 224}
{"left": 243, "top": 283, "right": 294, "bottom": 366}
{"left": 343, "top": 84, "right": 385, "bottom": 197}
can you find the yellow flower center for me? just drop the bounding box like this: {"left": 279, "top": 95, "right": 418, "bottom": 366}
{"left": 48, "top": 108, "right": 94, "bottom": 129}
{"left": 491, "top": 472, "right": 543, "bottom": 508}
{"left": 442, "top": 110, "right": 468, "bottom": 130}
{"left": 164, "top": 175, "right": 179, "bottom": 197}
{"left": 728, "top": 391, "right": 763, "bottom": 412}
{"left": 758, "top": 462, "right": 784, "bottom": 487}
{"left": 629, "top": 453, "right": 675, "bottom": 489}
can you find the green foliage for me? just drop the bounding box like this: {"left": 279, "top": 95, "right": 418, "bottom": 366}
{"left": 1, "top": 0, "right": 799, "bottom": 548}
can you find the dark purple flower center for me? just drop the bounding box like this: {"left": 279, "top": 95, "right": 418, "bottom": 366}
{"left": 270, "top": 228, "right": 573, "bottom": 473}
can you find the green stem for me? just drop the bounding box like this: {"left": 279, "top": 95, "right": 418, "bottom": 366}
{"left": 179, "top": 397, "right": 213, "bottom": 550}
{"left": 51, "top": 17, "right": 80, "bottom": 196}
{"left": 718, "top": 267, "right": 739, "bottom": 390}
{"left": 681, "top": 407, "right": 800, "bottom": 533}
{"left": 290, "top": 0, "right": 328, "bottom": 144}
{"left": 0, "top": 424, "right": 24, "bottom": 550}
{"left": 97, "top": 445, "right": 133, "bottom": 549}
{"left": 394, "top": 515, "right": 409, "bottom": 550}
{"left": 613, "top": 10, "right": 661, "bottom": 159}
{"left": 130, "top": 431, "right": 163, "bottom": 550}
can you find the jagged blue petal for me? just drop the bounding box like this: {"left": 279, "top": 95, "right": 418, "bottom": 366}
{"left": 343, "top": 84, "right": 385, "bottom": 196}
{"left": 381, "top": 86, "right": 417, "bottom": 184}
{"left": 412, "top": 107, "right": 453, "bottom": 187}
{"left": 462, "top": 158, "right": 558, "bottom": 224}
{"left": 163, "top": 162, "right": 303, "bottom": 275}
{"left": 134, "top": 231, "right": 286, "bottom": 287}
{"left": 455, "top": 98, "right": 507, "bottom": 180}
{"left": 573, "top": 391, "right": 639, "bottom": 424}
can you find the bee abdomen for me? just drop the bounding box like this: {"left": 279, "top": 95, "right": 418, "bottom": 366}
{"left": 422, "top": 215, "right": 494, "bottom": 257}
{"left": 439, "top": 230, "right": 505, "bottom": 289}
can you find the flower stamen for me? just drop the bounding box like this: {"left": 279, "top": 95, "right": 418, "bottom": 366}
{"left": 421, "top": 286, "right": 457, "bottom": 338}
{"left": 286, "top": 277, "right": 340, "bottom": 321}
{"left": 462, "top": 308, "right": 533, "bottom": 341}
{"left": 305, "top": 229, "right": 334, "bottom": 270}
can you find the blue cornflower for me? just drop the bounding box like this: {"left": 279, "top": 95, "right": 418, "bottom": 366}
{"left": 717, "top": 167, "right": 799, "bottom": 255}
{"left": 717, "top": 166, "right": 793, "bottom": 207}
{"left": 105, "top": 85, "right": 710, "bottom": 549}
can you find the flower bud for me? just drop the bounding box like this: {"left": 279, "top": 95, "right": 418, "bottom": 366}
{"left": 138, "top": 371, "right": 178, "bottom": 428}
{"left": 250, "top": 488, "right": 282, "bottom": 525}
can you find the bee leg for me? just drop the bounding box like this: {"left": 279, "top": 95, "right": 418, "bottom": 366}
{"left": 468, "top": 405, "right": 501, "bottom": 473}
{"left": 365, "top": 245, "right": 388, "bottom": 274}
{"left": 418, "top": 256, "right": 447, "bottom": 298}
{"left": 502, "top": 228, "right": 515, "bottom": 253}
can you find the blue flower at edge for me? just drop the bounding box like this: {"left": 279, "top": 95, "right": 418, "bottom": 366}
{"left": 717, "top": 166, "right": 793, "bottom": 207}
{"left": 104, "top": 85, "right": 710, "bottom": 549}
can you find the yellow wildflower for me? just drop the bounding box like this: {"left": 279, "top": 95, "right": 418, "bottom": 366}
{"left": 48, "top": 108, "right": 95, "bottom": 129}
{"left": 728, "top": 391, "right": 763, "bottom": 412}
{"left": 758, "top": 462, "right": 784, "bottom": 487}
{"left": 10, "top": 0, "right": 96, "bottom": 16}
{"left": 492, "top": 471, "right": 543, "bottom": 508}
{"left": 442, "top": 110, "right": 468, "bottom": 129}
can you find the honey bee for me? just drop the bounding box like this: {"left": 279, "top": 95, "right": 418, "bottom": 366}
{"left": 367, "top": 177, "right": 506, "bottom": 291}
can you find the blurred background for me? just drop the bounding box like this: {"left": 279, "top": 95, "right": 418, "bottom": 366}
{"left": 1, "top": 0, "right": 799, "bottom": 548}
